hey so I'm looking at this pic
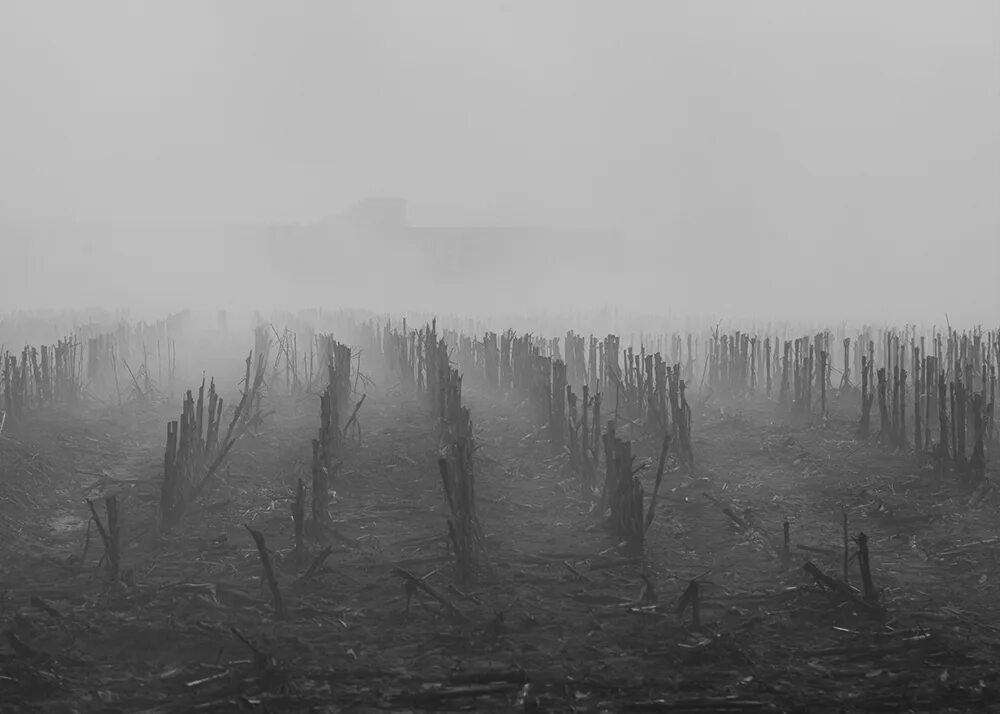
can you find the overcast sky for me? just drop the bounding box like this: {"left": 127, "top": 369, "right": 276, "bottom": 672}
{"left": 1, "top": 1, "right": 997, "bottom": 323}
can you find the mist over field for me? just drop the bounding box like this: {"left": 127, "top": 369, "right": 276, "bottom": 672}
{"left": 3, "top": 5, "right": 1000, "bottom": 711}
{"left": 1, "top": 0, "right": 998, "bottom": 326}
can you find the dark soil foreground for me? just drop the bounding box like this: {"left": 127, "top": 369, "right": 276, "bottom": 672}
{"left": 1, "top": 385, "right": 999, "bottom": 713}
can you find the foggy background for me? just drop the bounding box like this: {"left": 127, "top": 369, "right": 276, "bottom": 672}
{"left": 1, "top": 1, "right": 997, "bottom": 326}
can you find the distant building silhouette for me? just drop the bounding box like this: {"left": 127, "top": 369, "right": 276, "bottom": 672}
{"left": 229, "top": 197, "right": 615, "bottom": 300}
{"left": 343, "top": 197, "right": 408, "bottom": 235}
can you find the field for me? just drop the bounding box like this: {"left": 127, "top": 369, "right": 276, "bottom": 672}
{"left": 1, "top": 311, "right": 998, "bottom": 713}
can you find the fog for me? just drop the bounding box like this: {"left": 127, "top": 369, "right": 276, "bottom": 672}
{"left": 1, "top": 1, "right": 998, "bottom": 326}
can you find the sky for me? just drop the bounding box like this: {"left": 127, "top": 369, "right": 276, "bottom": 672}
{"left": 0, "top": 1, "right": 997, "bottom": 324}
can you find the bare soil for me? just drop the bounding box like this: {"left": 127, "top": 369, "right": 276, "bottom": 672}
{"left": 1, "top": 385, "right": 999, "bottom": 712}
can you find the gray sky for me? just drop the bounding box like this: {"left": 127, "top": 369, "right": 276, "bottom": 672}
{"left": 1, "top": 1, "right": 998, "bottom": 323}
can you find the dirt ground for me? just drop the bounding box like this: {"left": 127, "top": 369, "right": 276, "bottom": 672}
{"left": 1, "top": 380, "right": 999, "bottom": 713}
